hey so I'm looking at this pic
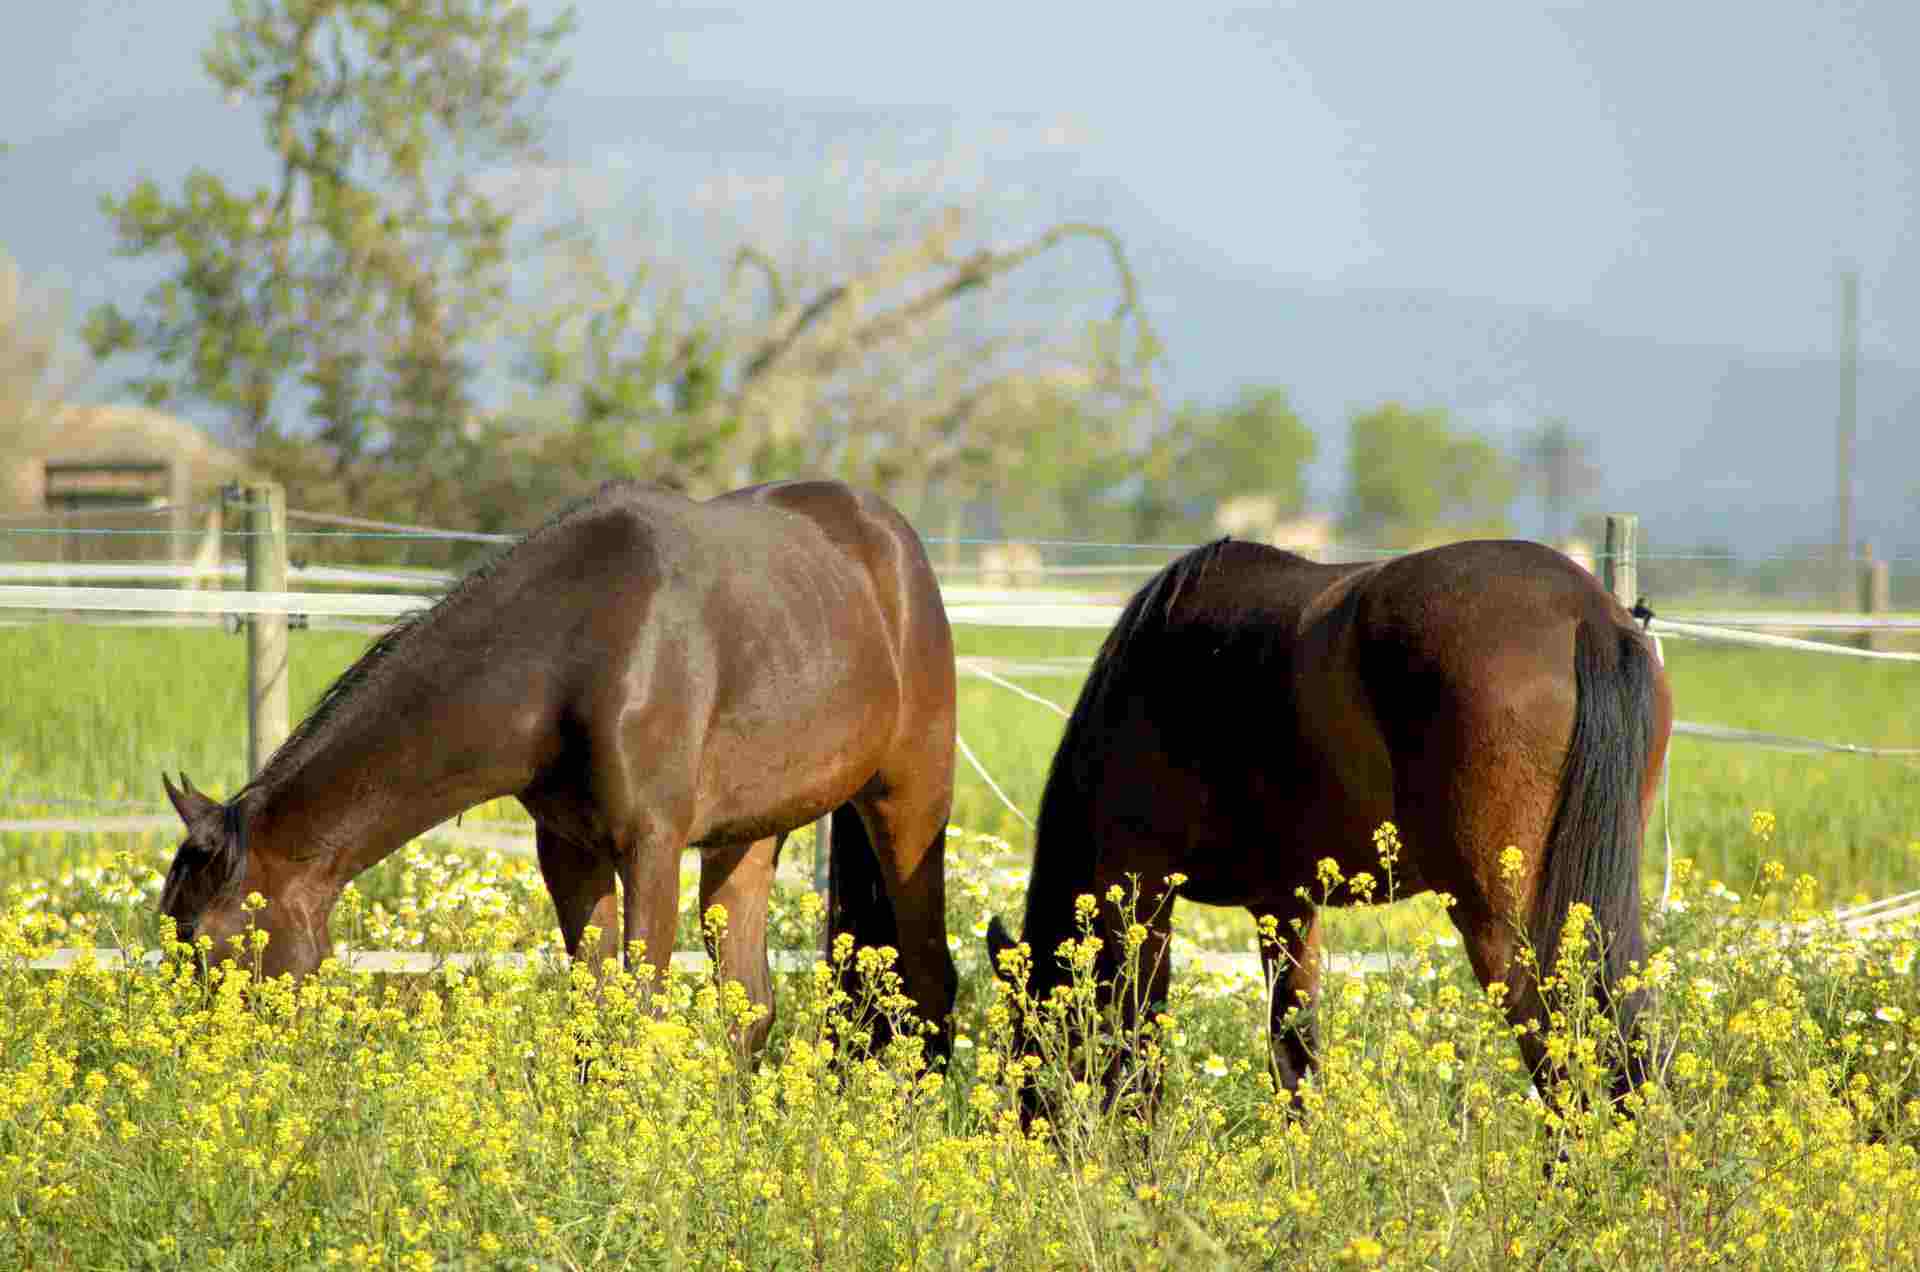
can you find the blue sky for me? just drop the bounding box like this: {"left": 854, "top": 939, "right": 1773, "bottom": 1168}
{"left": 7, "top": 0, "right": 1912, "bottom": 360}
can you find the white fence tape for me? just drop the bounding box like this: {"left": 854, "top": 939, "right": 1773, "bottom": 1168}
{"left": 10, "top": 582, "right": 1915, "bottom": 643}
{"left": 0, "top": 585, "right": 425, "bottom": 619}
{"left": 957, "top": 659, "right": 1072, "bottom": 718}
{"left": 955, "top": 735, "right": 1034, "bottom": 831}
{"left": 0, "top": 584, "right": 1127, "bottom": 628}
{"left": 1672, "top": 720, "right": 1920, "bottom": 758}
{"left": 1650, "top": 617, "right": 1920, "bottom": 663}
{"left": 0, "top": 562, "right": 454, "bottom": 588}
{"left": 1676, "top": 612, "right": 1920, "bottom": 633}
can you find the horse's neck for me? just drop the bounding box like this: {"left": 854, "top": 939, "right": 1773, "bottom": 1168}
{"left": 248, "top": 686, "right": 524, "bottom": 886}
{"left": 1020, "top": 798, "right": 1102, "bottom": 982}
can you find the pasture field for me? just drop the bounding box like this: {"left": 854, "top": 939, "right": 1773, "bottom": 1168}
{"left": 2, "top": 618, "right": 1920, "bottom": 1266}
{"left": 3, "top": 618, "right": 1916, "bottom": 917}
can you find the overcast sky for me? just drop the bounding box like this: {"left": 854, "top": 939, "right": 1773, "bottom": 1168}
{"left": 3, "top": 0, "right": 1920, "bottom": 405}
{"left": 8, "top": 0, "right": 1912, "bottom": 371}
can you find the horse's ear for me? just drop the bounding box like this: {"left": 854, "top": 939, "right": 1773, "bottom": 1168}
{"left": 985, "top": 914, "right": 1017, "bottom": 981}
{"left": 163, "top": 771, "right": 220, "bottom": 827}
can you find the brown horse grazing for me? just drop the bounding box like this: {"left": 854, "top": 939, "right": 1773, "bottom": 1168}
{"left": 986, "top": 537, "right": 1672, "bottom": 1106}
{"left": 159, "top": 479, "right": 958, "bottom": 1057}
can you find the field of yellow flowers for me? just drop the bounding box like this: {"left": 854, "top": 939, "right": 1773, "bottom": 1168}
{"left": 6, "top": 818, "right": 1920, "bottom": 1270}
{"left": 5, "top": 616, "right": 1920, "bottom": 1266}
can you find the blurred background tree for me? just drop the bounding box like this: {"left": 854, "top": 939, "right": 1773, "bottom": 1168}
{"left": 79, "top": 0, "right": 1167, "bottom": 540}
{"left": 0, "top": 248, "right": 87, "bottom": 459}
{"left": 84, "top": 0, "right": 577, "bottom": 528}
{"left": 1342, "top": 402, "right": 1517, "bottom": 546}
{"left": 1136, "top": 386, "right": 1317, "bottom": 543}
{"left": 515, "top": 199, "right": 1162, "bottom": 528}
{"left": 1517, "top": 415, "right": 1600, "bottom": 544}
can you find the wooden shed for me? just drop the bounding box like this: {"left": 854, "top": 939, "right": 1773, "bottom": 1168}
{"left": 2, "top": 403, "right": 254, "bottom": 561}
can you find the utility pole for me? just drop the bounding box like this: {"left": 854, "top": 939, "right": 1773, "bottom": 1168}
{"left": 1835, "top": 268, "right": 1859, "bottom": 603}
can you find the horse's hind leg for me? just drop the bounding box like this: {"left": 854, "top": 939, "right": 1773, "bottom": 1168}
{"left": 1254, "top": 903, "right": 1323, "bottom": 1099}
{"left": 534, "top": 824, "right": 620, "bottom": 968}
{"left": 848, "top": 781, "right": 958, "bottom": 1055}
{"left": 1096, "top": 878, "right": 1178, "bottom": 1117}
{"left": 1452, "top": 896, "right": 1554, "bottom": 1088}
{"left": 699, "top": 834, "right": 781, "bottom": 1054}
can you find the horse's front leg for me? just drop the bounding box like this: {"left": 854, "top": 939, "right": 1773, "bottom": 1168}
{"left": 699, "top": 834, "right": 782, "bottom": 1054}
{"left": 1254, "top": 903, "right": 1323, "bottom": 1100}
{"left": 533, "top": 823, "right": 620, "bottom": 968}
{"left": 614, "top": 811, "right": 690, "bottom": 1002}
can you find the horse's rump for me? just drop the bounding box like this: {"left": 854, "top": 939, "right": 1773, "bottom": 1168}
{"left": 1003, "top": 535, "right": 1670, "bottom": 1098}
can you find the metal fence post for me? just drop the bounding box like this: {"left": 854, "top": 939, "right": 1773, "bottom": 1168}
{"left": 1602, "top": 513, "right": 1639, "bottom": 612}
{"left": 232, "top": 481, "right": 289, "bottom": 778}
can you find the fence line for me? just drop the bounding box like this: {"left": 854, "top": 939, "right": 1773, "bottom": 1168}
{"left": 6, "top": 577, "right": 1918, "bottom": 634}
{"left": 1649, "top": 616, "right": 1920, "bottom": 663}
{"left": 0, "top": 562, "right": 455, "bottom": 588}
{"left": 6, "top": 510, "right": 1919, "bottom": 931}
{"left": 1679, "top": 612, "right": 1920, "bottom": 633}
{"left": 1670, "top": 721, "right": 1920, "bottom": 759}
{"left": 11, "top": 509, "right": 1920, "bottom": 565}
{"left": 4, "top": 590, "right": 1916, "bottom": 759}
{"left": 284, "top": 508, "right": 515, "bottom": 543}
{"left": 0, "top": 582, "right": 1138, "bottom": 627}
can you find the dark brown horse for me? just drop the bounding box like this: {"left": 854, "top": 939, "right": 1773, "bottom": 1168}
{"left": 160, "top": 479, "right": 958, "bottom": 1055}
{"left": 987, "top": 537, "right": 1672, "bottom": 1102}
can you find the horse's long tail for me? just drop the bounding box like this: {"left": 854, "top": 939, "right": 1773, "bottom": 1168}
{"left": 827, "top": 803, "right": 898, "bottom": 954}
{"left": 1530, "top": 622, "right": 1663, "bottom": 1035}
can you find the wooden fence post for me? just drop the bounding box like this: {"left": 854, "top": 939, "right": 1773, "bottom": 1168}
{"left": 1859, "top": 545, "right": 1891, "bottom": 653}
{"left": 1602, "top": 513, "right": 1639, "bottom": 611}
{"left": 231, "top": 481, "right": 289, "bottom": 778}
{"left": 168, "top": 458, "right": 192, "bottom": 567}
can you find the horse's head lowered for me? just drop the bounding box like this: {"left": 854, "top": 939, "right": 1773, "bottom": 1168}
{"left": 159, "top": 772, "right": 332, "bottom": 978}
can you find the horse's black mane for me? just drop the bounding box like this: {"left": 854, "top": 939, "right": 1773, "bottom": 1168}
{"left": 239, "top": 491, "right": 605, "bottom": 798}
{"left": 1077, "top": 536, "right": 1293, "bottom": 713}
{"left": 1018, "top": 536, "right": 1285, "bottom": 950}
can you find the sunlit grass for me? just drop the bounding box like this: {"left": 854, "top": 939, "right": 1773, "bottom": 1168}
{"left": 3, "top": 622, "right": 1919, "bottom": 957}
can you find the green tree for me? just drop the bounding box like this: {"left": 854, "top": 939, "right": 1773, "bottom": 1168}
{"left": 85, "top": 0, "right": 575, "bottom": 517}
{"left": 1125, "top": 387, "right": 1317, "bottom": 543}
{"left": 516, "top": 196, "right": 1161, "bottom": 510}
{"left": 1342, "top": 402, "right": 1515, "bottom": 546}
{"left": 955, "top": 380, "right": 1141, "bottom": 543}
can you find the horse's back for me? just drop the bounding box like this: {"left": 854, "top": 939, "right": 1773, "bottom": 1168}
{"left": 1355, "top": 539, "right": 1629, "bottom": 652}
{"left": 1044, "top": 538, "right": 1656, "bottom": 906}
{"left": 540, "top": 479, "right": 951, "bottom": 844}
{"left": 574, "top": 479, "right": 936, "bottom": 623}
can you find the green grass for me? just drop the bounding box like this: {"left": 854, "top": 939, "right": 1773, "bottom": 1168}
{"left": 1656, "top": 640, "right": 1920, "bottom": 898}
{"left": 2, "top": 620, "right": 1918, "bottom": 951}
